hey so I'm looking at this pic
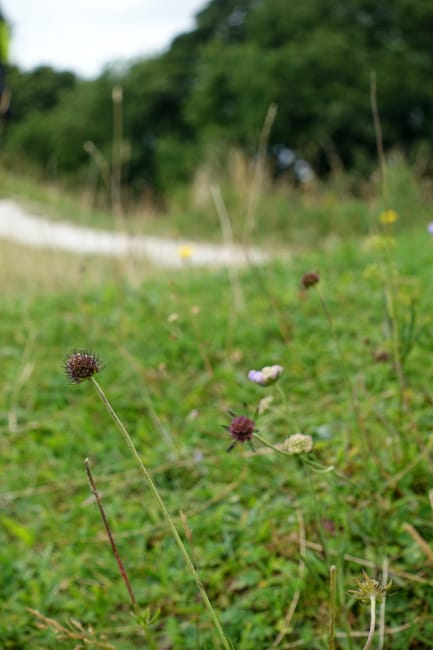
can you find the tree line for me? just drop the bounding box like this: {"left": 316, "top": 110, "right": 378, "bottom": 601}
{"left": 4, "top": 0, "right": 433, "bottom": 198}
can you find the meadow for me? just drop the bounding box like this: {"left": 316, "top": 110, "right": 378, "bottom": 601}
{"left": 2, "top": 160, "right": 433, "bottom": 649}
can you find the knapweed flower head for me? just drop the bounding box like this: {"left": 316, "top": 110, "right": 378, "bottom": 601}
{"left": 379, "top": 209, "right": 398, "bottom": 225}
{"left": 64, "top": 350, "right": 103, "bottom": 384}
{"left": 349, "top": 570, "right": 392, "bottom": 603}
{"left": 427, "top": 222, "right": 433, "bottom": 235}
{"left": 301, "top": 271, "right": 320, "bottom": 290}
{"left": 248, "top": 365, "right": 283, "bottom": 387}
{"left": 223, "top": 412, "right": 257, "bottom": 452}
{"left": 283, "top": 433, "right": 314, "bottom": 455}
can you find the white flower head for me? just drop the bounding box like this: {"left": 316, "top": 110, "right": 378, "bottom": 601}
{"left": 283, "top": 433, "right": 314, "bottom": 455}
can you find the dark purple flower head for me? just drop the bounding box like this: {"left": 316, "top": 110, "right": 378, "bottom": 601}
{"left": 223, "top": 412, "right": 257, "bottom": 452}
{"left": 301, "top": 271, "right": 320, "bottom": 290}
{"left": 64, "top": 350, "right": 103, "bottom": 384}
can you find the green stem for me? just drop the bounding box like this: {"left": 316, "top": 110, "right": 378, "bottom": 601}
{"left": 252, "top": 431, "right": 293, "bottom": 457}
{"left": 90, "top": 377, "right": 230, "bottom": 650}
{"left": 363, "top": 597, "right": 376, "bottom": 650}
{"left": 253, "top": 432, "right": 333, "bottom": 473}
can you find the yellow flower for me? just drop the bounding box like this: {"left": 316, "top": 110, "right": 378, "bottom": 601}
{"left": 379, "top": 209, "right": 398, "bottom": 225}
{"left": 178, "top": 245, "right": 194, "bottom": 260}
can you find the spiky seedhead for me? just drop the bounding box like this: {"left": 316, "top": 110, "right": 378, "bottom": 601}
{"left": 224, "top": 413, "right": 257, "bottom": 452}
{"left": 301, "top": 271, "right": 320, "bottom": 290}
{"left": 64, "top": 350, "right": 103, "bottom": 384}
{"left": 349, "top": 570, "right": 392, "bottom": 603}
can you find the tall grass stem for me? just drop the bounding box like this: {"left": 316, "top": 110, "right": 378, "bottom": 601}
{"left": 328, "top": 565, "right": 337, "bottom": 650}
{"left": 89, "top": 377, "right": 230, "bottom": 650}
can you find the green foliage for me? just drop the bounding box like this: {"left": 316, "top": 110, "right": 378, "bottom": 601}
{"left": 6, "top": 75, "right": 114, "bottom": 176}
{"left": 4, "top": 0, "right": 433, "bottom": 194}
{"left": 1, "top": 193, "right": 433, "bottom": 647}
{"left": 7, "top": 65, "right": 77, "bottom": 121}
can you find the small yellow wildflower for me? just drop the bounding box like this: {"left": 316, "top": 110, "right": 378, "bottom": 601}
{"left": 379, "top": 209, "right": 398, "bottom": 225}
{"left": 178, "top": 245, "right": 194, "bottom": 260}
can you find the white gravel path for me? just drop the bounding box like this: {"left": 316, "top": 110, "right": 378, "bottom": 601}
{"left": 0, "top": 198, "right": 268, "bottom": 268}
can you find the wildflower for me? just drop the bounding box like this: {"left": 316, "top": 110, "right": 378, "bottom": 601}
{"left": 64, "top": 350, "right": 102, "bottom": 384}
{"left": 283, "top": 433, "right": 314, "bottom": 455}
{"left": 248, "top": 365, "right": 283, "bottom": 386}
{"left": 349, "top": 570, "right": 392, "bottom": 603}
{"left": 223, "top": 412, "right": 257, "bottom": 452}
{"left": 373, "top": 349, "right": 390, "bottom": 363}
{"left": 258, "top": 395, "right": 274, "bottom": 414}
{"left": 178, "top": 245, "right": 194, "bottom": 260}
{"left": 301, "top": 271, "right": 320, "bottom": 290}
{"left": 379, "top": 209, "right": 398, "bottom": 225}
{"left": 427, "top": 223, "right": 433, "bottom": 235}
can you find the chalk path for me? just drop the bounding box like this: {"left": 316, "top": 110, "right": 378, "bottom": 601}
{"left": 0, "top": 198, "right": 268, "bottom": 268}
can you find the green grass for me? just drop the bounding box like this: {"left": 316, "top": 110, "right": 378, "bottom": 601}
{"left": 2, "top": 170, "right": 433, "bottom": 648}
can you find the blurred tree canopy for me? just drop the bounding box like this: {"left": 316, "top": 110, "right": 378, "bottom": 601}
{"left": 3, "top": 0, "right": 433, "bottom": 196}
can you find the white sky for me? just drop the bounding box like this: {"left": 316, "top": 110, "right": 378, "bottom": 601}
{"left": 2, "top": 0, "right": 206, "bottom": 78}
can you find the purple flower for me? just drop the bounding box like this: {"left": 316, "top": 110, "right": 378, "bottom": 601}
{"left": 248, "top": 365, "right": 283, "bottom": 386}
{"left": 223, "top": 412, "right": 257, "bottom": 452}
{"left": 428, "top": 223, "right": 433, "bottom": 235}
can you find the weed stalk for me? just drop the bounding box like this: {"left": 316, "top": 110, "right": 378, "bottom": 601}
{"left": 328, "top": 565, "right": 336, "bottom": 650}
{"left": 89, "top": 376, "right": 230, "bottom": 650}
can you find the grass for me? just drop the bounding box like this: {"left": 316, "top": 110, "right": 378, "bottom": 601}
{"left": 2, "top": 167, "right": 433, "bottom": 649}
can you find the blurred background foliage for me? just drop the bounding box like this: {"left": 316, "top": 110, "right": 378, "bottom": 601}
{"left": 3, "top": 0, "right": 433, "bottom": 199}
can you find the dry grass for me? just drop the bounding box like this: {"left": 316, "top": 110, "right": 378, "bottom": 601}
{"left": 0, "top": 240, "right": 156, "bottom": 296}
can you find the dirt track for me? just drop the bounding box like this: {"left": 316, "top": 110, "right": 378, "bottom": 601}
{"left": 0, "top": 198, "right": 268, "bottom": 268}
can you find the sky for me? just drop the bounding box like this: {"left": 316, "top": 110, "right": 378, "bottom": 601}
{"left": 2, "top": 0, "right": 206, "bottom": 78}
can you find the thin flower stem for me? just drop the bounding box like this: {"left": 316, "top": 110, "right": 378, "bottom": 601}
{"left": 84, "top": 458, "right": 138, "bottom": 612}
{"left": 89, "top": 377, "right": 230, "bottom": 650}
{"left": 253, "top": 432, "right": 333, "bottom": 473}
{"left": 276, "top": 383, "right": 302, "bottom": 432}
{"left": 252, "top": 431, "right": 293, "bottom": 457}
{"left": 328, "top": 565, "right": 337, "bottom": 650}
{"left": 378, "top": 558, "right": 388, "bottom": 650}
{"left": 363, "top": 597, "right": 377, "bottom": 650}
{"left": 253, "top": 432, "right": 331, "bottom": 560}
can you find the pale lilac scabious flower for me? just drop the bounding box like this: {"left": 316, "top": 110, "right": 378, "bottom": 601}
{"left": 428, "top": 223, "right": 433, "bottom": 235}
{"left": 248, "top": 365, "right": 283, "bottom": 386}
